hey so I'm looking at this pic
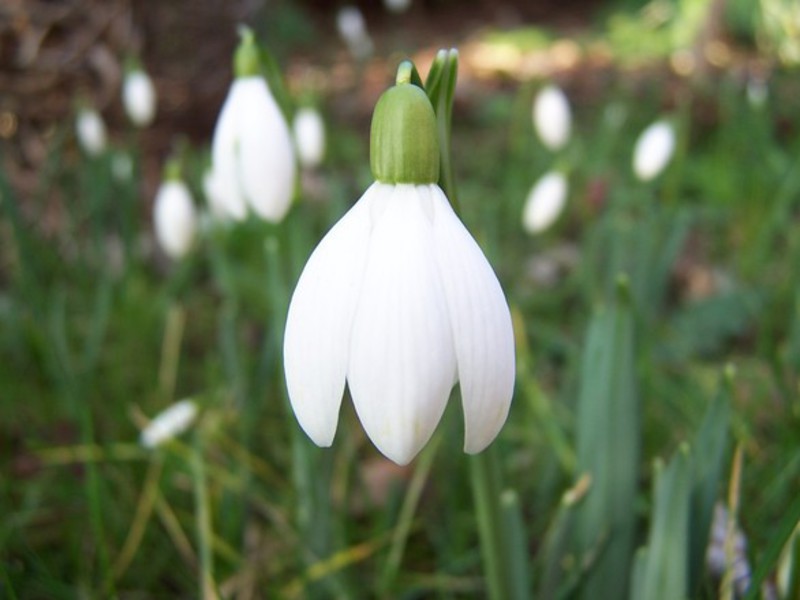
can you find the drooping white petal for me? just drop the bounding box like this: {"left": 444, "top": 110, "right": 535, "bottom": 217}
{"left": 336, "top": 6, "right": 374, "bottom": 60}
{"left": 123, "top": 69, "right": 157, "bottom": 127}
{"left": 293, "top": 107, "right": 326, "bottom": 169}
{"left": 76, "top": 108, "right": 107, "bottom": 156}
{"left": 632, "top": 120, "right": 676, "bottom": 182}
{"left": 140, "top": 399, "right": 198, "bottom": 448}
{"left": 533, "top": 84, "right": 571, "bottom": 151}
{"left": 153, "top": 180, "right": 197, "bottom": 260}
{"left": 428, "top": 185, "right": 515, "bottom": 454}
{"left": 284, "top": 189, "right": 372, "bottom": 447}
{"left": 347, "top": 184, "right": 457, "bottom": 465}
{"left": 522, "top": 171, "right": 568, "bottom": 234}
{"left": 234, "top": 78, "right": 296, "bottom": 222}
{"left": 211, "top": 84, "right": 248, "bottom": 221}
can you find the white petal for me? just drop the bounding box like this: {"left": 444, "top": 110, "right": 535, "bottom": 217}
{"left": 632, "top": 120, "right": 676, "bottom": 182}
{"left": 140, "top": 399, "right": 198, "bottom": 448}
{"left": 76, "top": 108, "right": 107, "bottom": 156}
{"left": 235, "top": 78, "right": 296, "bottom": 222}
{"left": 533, "top": 84, "right": 571, "bottom": 151}
{"left": 522, "top": 171, "right": 568, "bottom": 234}
{"left": 123, "top": 70, "right": 157, "bottom": 127}
{"left": 429, "top": 185, "right": 515, "bottom": 454}
{"left": 283, "top": 188, "right": 372, "bottom": 447}
{"left": 154, "top": 180, "right": 197, "bottom": 260}
{"left": 293, "top": 107, "right": 326, "bottom": 169}
{"left": 347, "top": 184, "right": 457, "bottom": 465}
{"left": 211, "top": 82, "right": 249, "bottom": 221}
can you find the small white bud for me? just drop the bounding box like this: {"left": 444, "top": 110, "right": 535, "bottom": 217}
{"left": 532, "top": 84, "right": 571, "bottom": 151}
{"left": 123, "top": 69, "right": 157, "bottom": 127}
{"left": 632, "top": 120, "right": 676, "bottom": 182}
{"left": 293, "top": 107, "right": 326, "bottom": 169}
{"left": 522, "top": 171, "right": 568, "bottom": 234}
{"left": 153, "top": 179, "right": 197, "bottom": 260}
{"left": 75, "top": 108, "right": 107, "bottom": 156}
{"left": 140, "top": 399, "right": 199, "bottom": 448}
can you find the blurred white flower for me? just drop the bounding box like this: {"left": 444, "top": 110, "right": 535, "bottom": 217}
{"left": 75, "top": 108, "right": 107, "bottom": 156}
{"left": 211, "top": 77, "right": 296, "bottom": 222}
{"left": 284, "top": 182, "right": 516, "bottom": 465}
{"left": 337, "top": 6, "right": 374, "bottom": 60}
{"left": 384, "top": 0, "right": 411, "bottom": 13}
{"left": 111, "top": 151, "right": 134, "bottom": 182}
{"left": 632, "top": 120, "right": 676, "bottom": 182}
{"left": 153, "top": 178, "right": 197, "bottom": 260}
{"left": 123, "top": 68, "right": 157, "bottom": 127}
{"left": 522, "top": 171, "right": 568, "bottom": 234}
{"left": 533, "top": 84, "right": 571, "bottom": 151}
{"left": 746, "top": 77, "right": 768, "bottom": 108}
{"left": 202, "top": 168, "right": 236, "bottom": 223}
{"left": 293, "top": 107, "right": 326, "bottom": 169}
{"left": 140, "top": 399, "right": 199, "bottom": 448}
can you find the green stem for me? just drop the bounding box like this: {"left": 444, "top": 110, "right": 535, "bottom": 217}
{"left": 469, "top": 446, "right": 511, "bottom": 600}
{"left": 192, "top": 434, "right": 217, "bottom": 599}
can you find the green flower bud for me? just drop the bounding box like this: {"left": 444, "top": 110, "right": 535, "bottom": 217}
{"left": 370, "top": 80, "right": 440, "bottom": 185}
{"left": 234, "top": 26, "right": 260, "bottom": 78}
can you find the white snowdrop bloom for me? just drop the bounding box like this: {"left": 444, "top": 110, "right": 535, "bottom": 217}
{"left": 153, "top": 176, "right": 197, "bottom": 260}
{"left": 293, "top": 107, "right": 326, "bottom": 169}
{"left": 384, "top": 0, "right": 411, "bottom": 13}
{"left": 336, "top": 6, "right": 374, "bottom": 60}
{"left": 123, "top": 68, "right": 157, "bottom": 127}
{"left": 532, "top": 84, "right": 571, "bottom": 151}
{"left": 284, "top": 80, "right": 515, "bottom": 465}
{"left": 140, "top": 399, "right": 199, "bottom": 448}
{"left": 202, "top": 168, "right": 236, "bottom": 223}
{"left": 632, "top": 120, "right": 676, "bottom": 182}
{"left": 522, "top": 171, "right": 568, "bottom": 234}
{"left": 75, "top": 108, "right": 107, "bottom": 156}
{"left": 211, "top": 31, "right": 296, "bottom": 222}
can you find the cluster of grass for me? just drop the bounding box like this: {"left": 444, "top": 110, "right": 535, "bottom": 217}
{"left": 3, "top": 5, "right": 800, "bottom": 599}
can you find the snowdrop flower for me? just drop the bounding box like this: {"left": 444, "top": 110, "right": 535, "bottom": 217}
{"left": 533, "top": 84, "right": 571, "bottom": 151}
{"left": 140, "top": 399, "right": 199, "bottom": 448}
{"left": 111, "top": 151, "right": 134, "bottom": 183}
{"left": 384, "top": 0, "right": 412, "bottom": 13}
{"left": 210, "top": 28, "right": 296, "bottom": 222}
{"left": 632, "top": 120, "right": 676, "bottom": 182}
{"left": 337, "top": 6, "right": 374, "bottom": 60}
{"left": 522, "top": 171, "right": 568, "bottom": 234}
{"left": 122, "top": 66, "right": 157, "bottom": 127}
{"left": 75, "top": 107, "right": 107, "bottom": 156}
{"left": 284, "top": 75, "right": 515, "bottom": 465}
{"left": 153, "top": 163, "right": 197, "bottom": 260}
{"left": 293, "top": 107, "right": 326, "bottom": 169}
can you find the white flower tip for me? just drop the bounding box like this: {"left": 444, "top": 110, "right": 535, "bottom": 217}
{"left": 632, "top": 120, "right": 676, "bottom": 182}
{"left": 533, "top": 84, "right": 571, "bottom": 151}
{"left": 123, "top": 69, "right": 157, "bottom": 127}
{"left": 522, "top": 171, "right": 568, "bottom": 234}
{"left": 140, "top": 399, "right": 199, "bottom": 448}
{"left": 293, "top": 107, "right": 326, "bottom": 168}
{"left": 76, "top": 108, "right": 107, "bottom": 156}
{"left": 153, "top": 179, "right": 197, "bottom": 260}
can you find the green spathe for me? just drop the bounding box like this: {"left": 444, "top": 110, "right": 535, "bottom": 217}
{"left": 234, "top": 26, "right": 260, "bottom": 78}
{"left": 370, "top": 83, "right": 440, "bottom": 184}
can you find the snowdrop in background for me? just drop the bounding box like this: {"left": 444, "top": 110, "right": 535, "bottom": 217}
{"left": 210, "top": 28, "right": 296, "bottom": 222}
{"left": 632, "top": 119, "right": 676, "bottom": 181}
{"left": 522, "top": 170, "right": 568, "bottom": 234}
{"left": 384, "top": 0, "right": 412, "bottom": 13}
{"left": 293, "top": 106, "right": 326, "bottom": 169}
{"left": 122, "top": 63, "right": 157, "bottom": 127}
{"left": 284, "top": 65, "right": 515, "bottom": 465}
{"left": 153, "top": 162, "right": 197, "bottom": 260}
{"left": 533, "top": 83, "right": 571, "bottom": 151}
{"left": 75, "top": 106, "right": 107, "bottom": 156}
{"left": 140, "top": 399, "right": 199, "bottom": 449}
{"left": 336, "top": 6, "right": 374, "bottom": 60}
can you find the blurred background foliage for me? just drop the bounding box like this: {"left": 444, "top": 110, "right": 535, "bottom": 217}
{"left": 2, "top": 0, "right": 800, "bottom": 597}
